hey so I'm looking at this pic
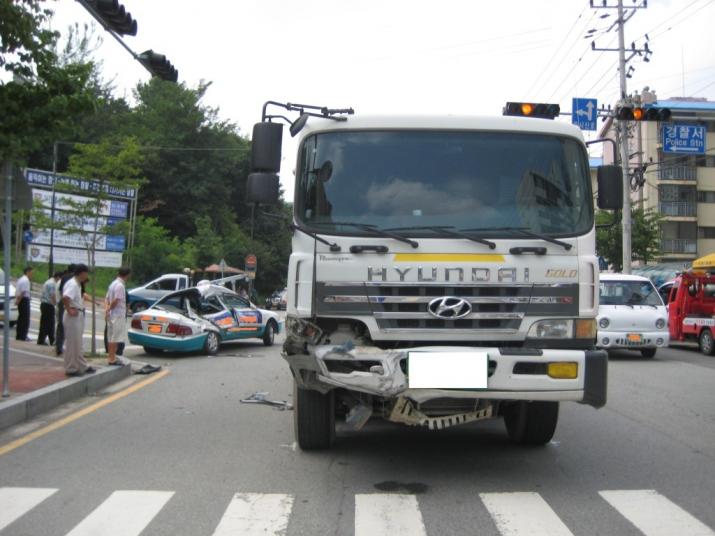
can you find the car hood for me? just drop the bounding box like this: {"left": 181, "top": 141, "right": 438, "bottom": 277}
{"left": 597, "top": 304, "right": 667, "bottom": 331}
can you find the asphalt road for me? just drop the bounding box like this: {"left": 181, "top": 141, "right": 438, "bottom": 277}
{"left": 1, "top": 332, "right": 714, "bottom": 536}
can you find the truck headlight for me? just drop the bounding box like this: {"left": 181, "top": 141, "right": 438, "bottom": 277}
{"left": 599, "top": 317, "right": 610, "bottom": 329}
{"left": 655, "top": 318, "right": 666, "bottom": 329}
{"left": 528, "top": 319, "right": 572, "bottom": 339}
{"left": 527, "top": 319, "right": 596, "bottom": 339}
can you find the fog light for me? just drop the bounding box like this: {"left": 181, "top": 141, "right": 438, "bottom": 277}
{"left": 547, "top": 362, "right": 578, "bottom": 379}
{"left": 602, "top": 337, "right": 610, "bottom": 346}
{"left": 656, "top": 338, "right": 664, "bottom": 346}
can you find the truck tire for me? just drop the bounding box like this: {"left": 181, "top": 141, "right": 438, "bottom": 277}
{"left": 294, "top": 381, "right": 335, "bottom": 450}
{"left": 504, "top": 401, "right": 559, "bottom": 445}
{"left": 640, "top": 348, "right": 657, "bottom": 358}
{"left": 262, "top": 321, "right": 275, "bottom": 347}
{"left": 699, "top": 328, "right": 715, "bottom": 356}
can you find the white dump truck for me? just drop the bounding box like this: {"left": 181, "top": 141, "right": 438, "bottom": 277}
{"left": 247, "top": 101, "right": 623, "bottom": 450}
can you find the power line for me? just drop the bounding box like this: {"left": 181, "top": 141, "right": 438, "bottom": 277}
{"left": 524, "top": 4, "right": 589, "bottom": 99}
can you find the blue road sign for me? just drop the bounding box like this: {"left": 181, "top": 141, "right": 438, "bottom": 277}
{"left": 23, "top": 230, "right": 33, "bottom": 244}
{"left": 105, "top": 235, "right": 126, "bottom": 252}
{"left": 663, "top": 124, "right": 706, "bottom": 154}
{"left": 572, "top": 98, "right": 598, "bottom": 131}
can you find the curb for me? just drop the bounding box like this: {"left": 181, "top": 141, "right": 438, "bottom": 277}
{"left": 0, "top": 364, "right": 132, "bottom": 431}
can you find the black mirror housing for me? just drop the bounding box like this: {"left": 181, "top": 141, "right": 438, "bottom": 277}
{"left": 246, "top": 172, "right": 280, "bottom": 205}
{"left": 597, "top": 165, "right": 623, "bottom": 210}
{"left": 251, "top": 122, "right": 283, "bottom": 172}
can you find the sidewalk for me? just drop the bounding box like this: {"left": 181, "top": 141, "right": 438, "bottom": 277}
{"left": 0, "top": 340, "right": 131, "bottom": 430}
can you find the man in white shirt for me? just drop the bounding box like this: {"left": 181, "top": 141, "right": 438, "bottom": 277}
{"left": 62, "top": 264, "right": 95, "bottom": 376}
{"left": 15, "top": 266, "right": 32, "bottom": 341}
{"left": 106, "top": 267, "right": 131, "bottom": 366}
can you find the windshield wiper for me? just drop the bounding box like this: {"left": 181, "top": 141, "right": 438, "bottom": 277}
{"left": 290, "top": 223, "right": 341, "bottom": 252}
{"left": 313, "top": 222, "right": 419, "bottom": 248}
{"left": 460, "top": 226, "right": 572, "bottom": 251}
{"left": 384, "top": 225, "right": 496, "bottom": 249}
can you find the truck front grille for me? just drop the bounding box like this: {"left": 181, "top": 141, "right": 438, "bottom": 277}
{"left": 316, "top": 282, "right": 579, "bottom": 333}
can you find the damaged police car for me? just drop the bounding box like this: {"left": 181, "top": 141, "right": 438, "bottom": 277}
{"left": 128, "top": 282, "right": 281, "bottom": 355}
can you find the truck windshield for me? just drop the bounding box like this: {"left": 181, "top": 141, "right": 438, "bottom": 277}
{"left": 599, "top": 280, "right": 664, "bottom": 306}
{"left": 296, "top": 130, "right": 593, "bottom": 237}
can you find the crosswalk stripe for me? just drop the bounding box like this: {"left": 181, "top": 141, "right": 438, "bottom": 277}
{"left": 211, "top": 493, "right": 294, "bottom": 536}
{"left": 64, "top": 490, "right": 174, "bottom": 536}
{"left": 355, "top": 494, "right": 427, "bottom": 536}
{"left": 0, "top": 487, "right": 57, "bottom": 531}
{"left": 480, "top": 492, "right": 575, "bottom": 536}
{"left": 599, "top": 490, "right": 715, "bottom": 536}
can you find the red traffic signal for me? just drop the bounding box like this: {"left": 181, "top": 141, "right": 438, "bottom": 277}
{"left": 615, "top": 106, "right": 671, "bottom": 122}
{"left": 503, "top": 102, "right": 560, "bottom": 119}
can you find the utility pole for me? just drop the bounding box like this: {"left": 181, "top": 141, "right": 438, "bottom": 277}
{"left": 590, "top": 0, "right": 649, "bottom": 274}
{"left": 3, "top": 161, "right": 13, "bottom": 397}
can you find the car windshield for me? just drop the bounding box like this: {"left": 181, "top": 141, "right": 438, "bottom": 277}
{"left": 296, "top": 130, "right": 593, "bottom": 236}
{"left": 600, "top": 280, "right": 663, "bottom": 306}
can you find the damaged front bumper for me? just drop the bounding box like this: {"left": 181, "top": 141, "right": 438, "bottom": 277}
{"left": 285, "top": 343, "right": 607, "bottom": 409}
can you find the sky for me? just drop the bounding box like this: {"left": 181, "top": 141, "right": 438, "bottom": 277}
{"left": 50, "top": 0, "right": 715, "bottom": 199}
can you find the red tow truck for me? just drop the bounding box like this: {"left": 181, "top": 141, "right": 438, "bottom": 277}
{"left": 667, "top": 270, "right": 715, "bottom": 355}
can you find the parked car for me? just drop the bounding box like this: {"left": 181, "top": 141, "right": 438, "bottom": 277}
{"left": 128, "top": 282, "right": 282, "bottom": 355}
{"left": 266, "top": 288, "right": 287, "bottom": 310}
{"left": 0, "top": 269, "right": 18, "bottom": 327}
{"left": 658, "top": 280, "right": 675, "bottom": 306}
{"left": 128, "top": 273, "right": 190, "bottom": 313}
{"left": 597, "top": 273, "right": 669, "bottom": 358}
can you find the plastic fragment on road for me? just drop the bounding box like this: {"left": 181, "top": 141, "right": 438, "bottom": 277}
{"left": 240, "top": 391, "right": 293, "bottom": 410}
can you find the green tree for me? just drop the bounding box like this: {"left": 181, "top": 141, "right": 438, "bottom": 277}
{"left": 597, "top": 206, "right": 663, "bottom": 271}
{"left": 127, "top": 216, "right": 195, "bottom": 284}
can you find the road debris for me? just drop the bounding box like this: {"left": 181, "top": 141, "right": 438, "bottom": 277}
{"left": 240, "top": 391, "right": 293, "bottom": 410}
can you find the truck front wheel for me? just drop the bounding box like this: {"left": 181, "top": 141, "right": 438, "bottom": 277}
{"left": 294, "top": 381, "right": 335, "bottom": 450}
{"left": 699, "top": 329, "right": 715, "bottom": 356}
{"left": 504, "top": 401, "right": 559, "bottom": 445}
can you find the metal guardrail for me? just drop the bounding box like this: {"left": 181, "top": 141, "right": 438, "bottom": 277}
{"left": 661, "top": 238, "right": 697, "bottom": 254}
{"left": 659, "top": 202, "right": 697, "bottom": 217}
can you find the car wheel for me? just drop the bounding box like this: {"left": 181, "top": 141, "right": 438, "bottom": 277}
{"left": 263, "top": 321, "right": 275, "bottom": 346}
{"left": 294, "top": 380, "right": 335, "bottom": 450}
{"left": 504, "top": 401, "right": 559, "bottom": 445}
{"left": 640, "top": 348, "right": 657, "bottom": 358}
{"left": 699, "top": 328, "right": 715, "bottom": 356}
{"left": 204, "top": 331, "right": 220, "bottom": 355}
{"left": 143, "top": 346, "right": 163, "bottom": 356}
{"left": 132, "top": 302, "right": 149, "bottom": 313}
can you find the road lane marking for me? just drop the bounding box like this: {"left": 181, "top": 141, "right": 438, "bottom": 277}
{"left": 355, "top": 494, "right": 427, "bottom": 536}
{"left": 0, "top": 368, "right": 169, "bottom": 457}
{"left": 599, "top": 490, "right": 715, "bottom": 536}
{"left": 0, "top": 487, "right": 57, "bottom": 531}
{"left": 480, "top": 492, "right": 574, "bottom": 536}
{"left": 211, "top": 493, "right": 294, "bottom": 536}
{"left": 65, "top": 490, "right": 174, "bottom": 536}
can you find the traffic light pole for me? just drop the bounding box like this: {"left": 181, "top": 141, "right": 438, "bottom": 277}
{"left": 616, "top": 0, "right": 632, "bottom": 274}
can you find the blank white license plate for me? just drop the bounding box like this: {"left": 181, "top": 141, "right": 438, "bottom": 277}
{"left": 408, "top": 351, "right": 488, "bottom": 389}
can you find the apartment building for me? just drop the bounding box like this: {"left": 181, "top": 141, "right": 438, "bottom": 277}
{"left": 599, "top": 94, "right": 715, "bottom": 262}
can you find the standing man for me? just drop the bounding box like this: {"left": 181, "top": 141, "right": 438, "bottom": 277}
{"left": 15, "top": 266, "right": 32, "bottom": 341}
{"left": 106, "top": 267, "right": 130, "bottom": 366}
{"left": 55, "top": 264, "right": 76, "bottom": 356}
{"left": 62, "top": 264, "right": 95, "bottom": 376}
{"left": 37, "top": 271, "right": 61, "bottom": 346}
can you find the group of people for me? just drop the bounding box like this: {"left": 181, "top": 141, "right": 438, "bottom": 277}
{"left": 13, "top": 264, "right": 132, "bottom": 376}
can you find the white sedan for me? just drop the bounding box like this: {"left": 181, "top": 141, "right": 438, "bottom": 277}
{"left": 597, "top": 273, "right": 669, "bottom": 358}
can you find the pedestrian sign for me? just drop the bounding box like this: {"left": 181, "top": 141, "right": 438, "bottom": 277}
{"left": 572, "top": 98, "right": 598, "bottom": 131}
{"left": 663, "top": 124, "right": 706, "bottom": 154}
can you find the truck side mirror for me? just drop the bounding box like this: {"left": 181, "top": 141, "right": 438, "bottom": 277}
{"left": 251, "top": 122, "right": 283, "bottom": 173}
{"left": 597, "top": 165, "right": 623, "bottom": 210}
{"left": 246, "top": 172, "right": 279, "bottom": 205}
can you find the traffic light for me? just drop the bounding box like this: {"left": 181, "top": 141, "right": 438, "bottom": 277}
{"left": 503, "top": 102, "right": 560, "bottom": 119}
{"left": 138, "top": 50, "right": 179, "bottom": 82}
{"left": 86, "top": 0, "right": 137, "bottom": 36}
{"left": 615, "top": 106, "right": 671, "bottom": 122}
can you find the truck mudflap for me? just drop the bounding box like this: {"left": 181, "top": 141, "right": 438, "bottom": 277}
{"left": 285, "top": 343, "right": 608, "bottom": 409}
